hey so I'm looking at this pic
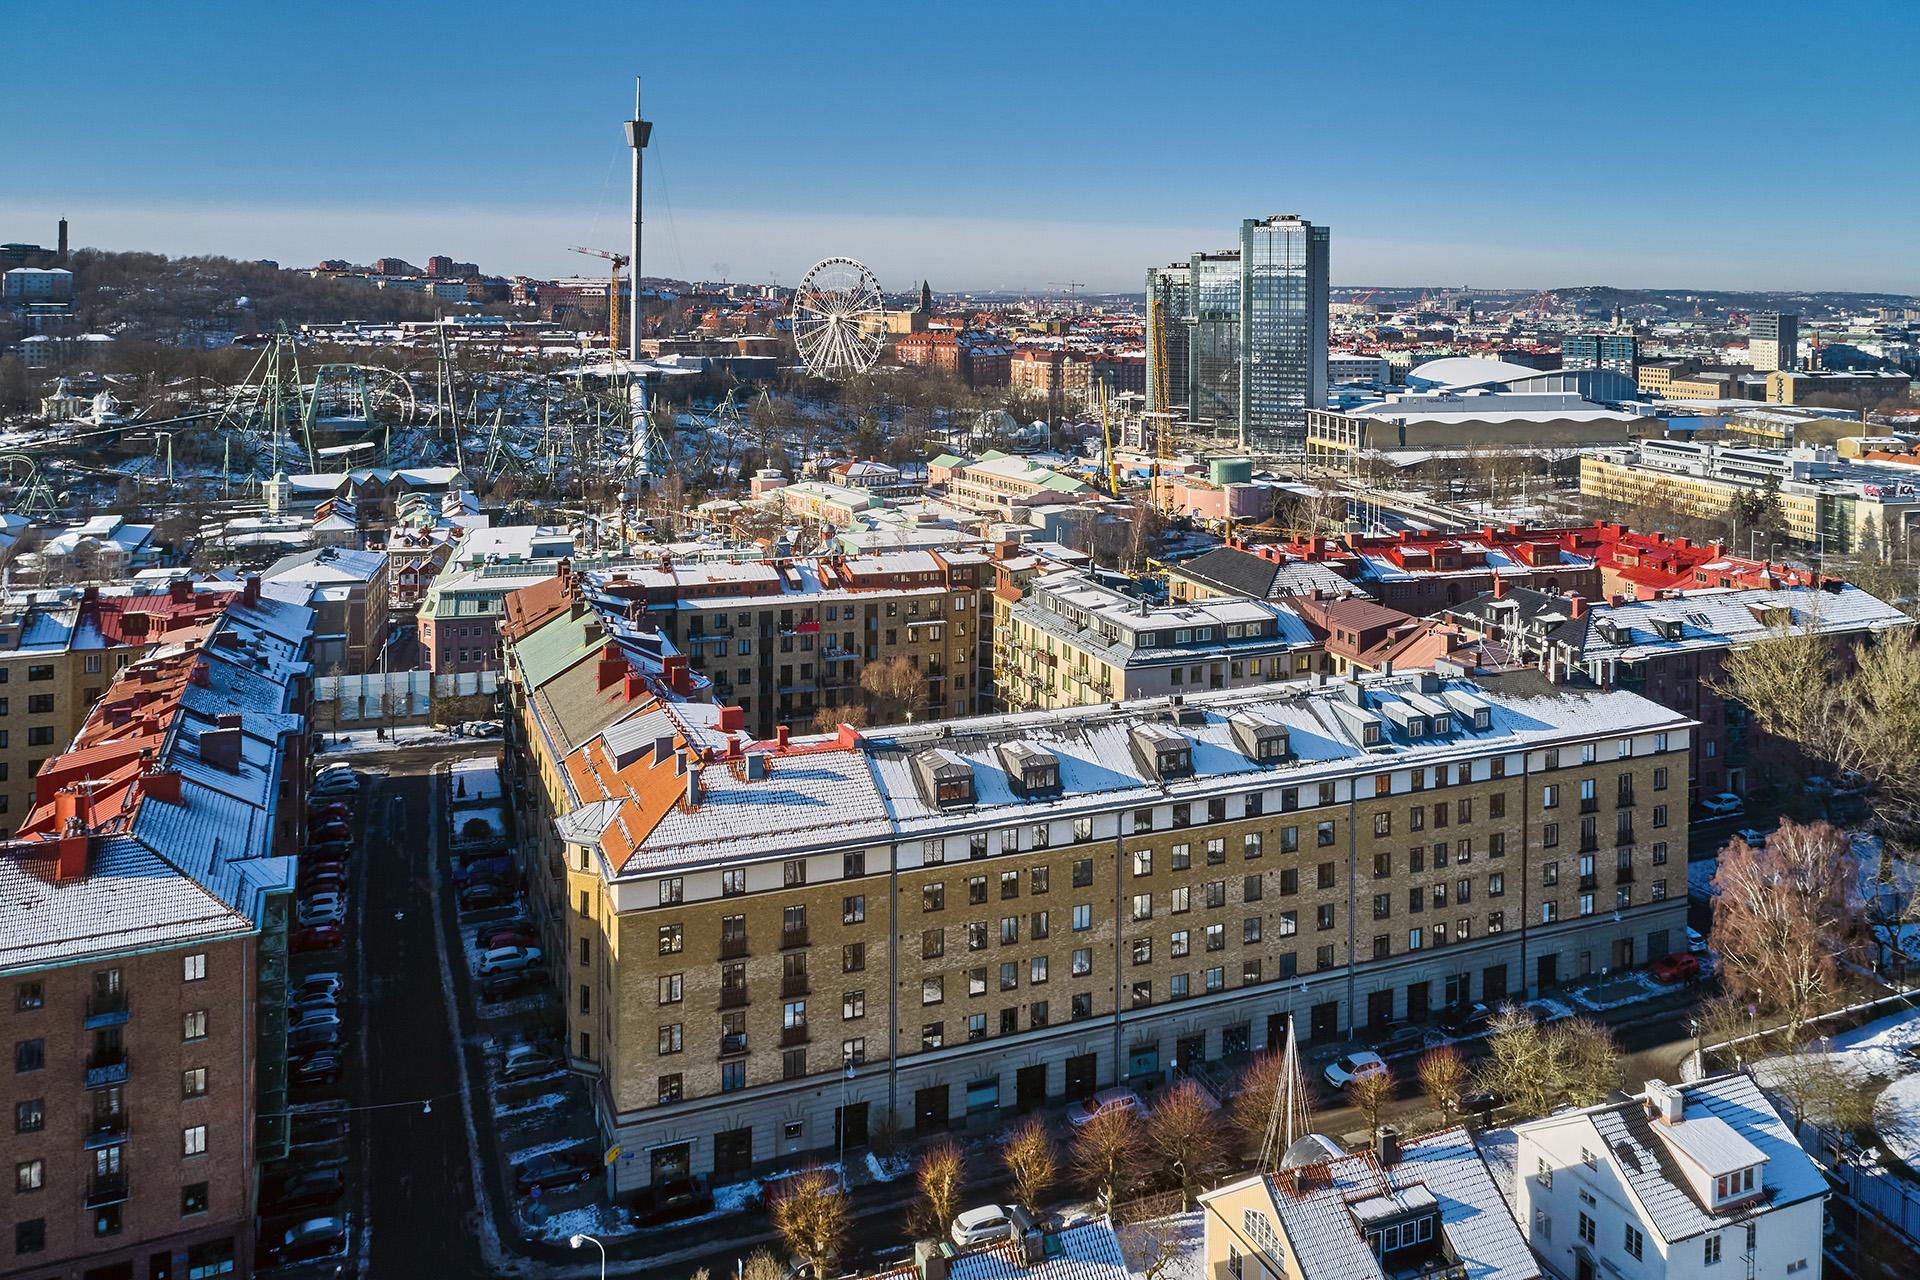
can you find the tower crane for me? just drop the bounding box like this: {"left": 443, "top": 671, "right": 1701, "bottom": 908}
{"left": 569, "top": 246, "right": 630, "bottom": 357}
{"left": 1047, "top": 280, "right": 1086, "bottom": 314}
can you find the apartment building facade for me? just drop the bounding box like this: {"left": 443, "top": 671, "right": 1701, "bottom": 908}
{"left": 531, "top": 670, "right": 1691, "bottom": 1192}
{"left": 996, "top": 570, "right": 1324, "bottom": 712}
{"left": 0, "top": 588, "right": 313, "bottom": 1280}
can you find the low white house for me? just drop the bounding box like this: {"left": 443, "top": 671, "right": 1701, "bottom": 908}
{"left": 1512, "top": 1075, "right": 1826, "bottom": 1280}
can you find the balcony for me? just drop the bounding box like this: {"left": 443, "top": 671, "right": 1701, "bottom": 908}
{"left": 1616, "top": 868, "right": 1636, "bottom": 886}
{"left": 85, "top": 1050, "right": 129, "bottom": 1089}
{"left": 719, "top": 937, "right": 749, "bottom": 961}
{"left": 1579, "top": 875, "right": 1599, "bottom": 892}
{"left": 780, "top": 975, "right": 810, "bottom": 999}
{"left": 1616, "top": 830, "right": 1636, "bottom": 847}
{"left": 780, "top": 927, "right": 810, "bottom": 951}
{"left": 84, "top": 992, "right": 130, "bottom": 1029}
{"left": 1616, "top": 790, "right": 1636, "bottom": 808}
{"left": 719, "top": 988, "right": 748, "bottom": 1011}
{"left": 85, "top": 1173, "right": 129, "bottom": 1208}
{"left": 84, "top": 1114, "right": 129, "bottom": 1148}
{"left": 1579, "top": 799, "right": 1599, "bottom": 814}
{"left": 720, "top": 1032, "right": 749, "bottom": 1057}
{"left": 780, "top": 1026, "right": 810, "bottom": 1048}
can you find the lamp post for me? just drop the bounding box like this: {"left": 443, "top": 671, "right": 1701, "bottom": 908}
{"left": 570, "top": 1233, "right": 606, "bottom": 1280}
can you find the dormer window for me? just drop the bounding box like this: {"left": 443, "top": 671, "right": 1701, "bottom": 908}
{"left": 1406, "top": 716, "right": 1428, "bottom": 737}
{"left": 1473, "top": 708, "right": 1491, "bottom": 731}
{"left": 1230, "top": 712, "right": 1290, "bottom": 764}
{"left": 997, "top": 742, "right": 1062, "bottom": 799}
{"left": 1130, "top": 724, "right": 1193, "bottom": 780}
{"left": 913, "top": 749, "right": 975, "bottom": 810}
{"left": 1362, "top": 722, "right": 1381, "bottom": 746}
{"left": 1716, "top": 1167, "right": 1757, "bottom": 1201}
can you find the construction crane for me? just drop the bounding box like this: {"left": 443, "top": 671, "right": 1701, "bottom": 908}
{"left": 569, "top": 246, "right": 630, "bottom": 356}
{"left": 1148, "top": 295, "right": 1174, "bottom": 514}
{"left": 1047, "top": 280, "right": 1085, "bottom": 314}
{"left": 1098, "top": 384, "right": 1119, "bottom": 497}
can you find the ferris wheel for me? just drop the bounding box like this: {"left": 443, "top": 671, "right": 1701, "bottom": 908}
{"left": 791, "top": 257, "right": 885, "bottom": 379}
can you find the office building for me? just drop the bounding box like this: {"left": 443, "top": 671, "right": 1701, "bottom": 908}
{"left": 1751, "top": 312, "right": 1801, "bottom": 373}
{"left": 515, "top": 670, "right": 1691, "bottom": 1190}
{"left": 1239, "top": 215, "right": 1330, "bottom": 451}
{"left": 1562, "top": 333, "right": 1641, "bottom": 379}
{"left": 1146, "top": 263, "right": 1193, "bottom": 426}
{"left": 259, "top": 547, "right": 391, "bottom": 676}
{"left": 1189, "top": 251, "right": 1243, "bottom": 435}
{"left": 1512, "top": 1075, "right": 1825, "bottom": 1280}
{"left": 0, "top": 586, "right": 312, "bottom": 1280}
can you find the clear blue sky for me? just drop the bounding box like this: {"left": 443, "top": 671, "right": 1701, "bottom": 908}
{"left": 8, "top": 0, "right": 1917, "bottom": 293}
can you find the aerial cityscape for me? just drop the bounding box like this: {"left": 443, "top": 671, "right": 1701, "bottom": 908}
{"left": 7, "top": 6, "right": 1920, "bottom": 1280}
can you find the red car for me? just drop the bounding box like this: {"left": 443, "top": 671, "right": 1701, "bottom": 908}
{"left": 306, "top": 803, "right": 353, "bottom": 825}
{"left": 300, "top": 856, "right": 347, "bottom": 876}
{"left": 305, "top": 841, "right": 352, "bottom": 861}
{"left": 291, "top": 926, "right": 344, "bottom": 953}
{"left": 477, "top": 925, "right": 537, "bottom": 950}
{"left": 1650, "top": 952, "right": 1701, "bottom": 984}
{"left": 309, "top": 821, "right": 352, "bottom": 844}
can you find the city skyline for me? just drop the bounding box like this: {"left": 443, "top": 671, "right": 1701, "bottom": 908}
{"left": 8, "top": 1, "right": 1919, "bottom": 294}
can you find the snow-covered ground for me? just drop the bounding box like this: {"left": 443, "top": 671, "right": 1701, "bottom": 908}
{"left": 1569, "top": 971, "right": 1678, "bottom": 1012}
{"left": 315, "top": 725, "right": 469, "bottom": 757}
{"left": 450, "top": 757, "right": 505, "bottom": 805}
{"left": 1117, "top": 1212, "right": 1204, "bottom": 1280}
{"left": 865, "top": 1151, "right": 910, "bottom": 1183}
{"left": 525, "top": 1201, "right": 634, "bottom": 1244}
{"left": 450, "top": 805, "right": 507, "bottom": 845}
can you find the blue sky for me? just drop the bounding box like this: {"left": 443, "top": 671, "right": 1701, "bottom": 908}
{"left": 9, "top": 1, "right": 1917, "bottom": 293}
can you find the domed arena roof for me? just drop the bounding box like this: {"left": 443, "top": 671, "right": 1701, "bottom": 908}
{"left": 1405, "top": 356, "right": 1547, "bottom": 391}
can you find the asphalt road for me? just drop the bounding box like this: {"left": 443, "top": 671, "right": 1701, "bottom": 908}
{"left": 357, "top": 759, "right": 488, "bottom": 1278}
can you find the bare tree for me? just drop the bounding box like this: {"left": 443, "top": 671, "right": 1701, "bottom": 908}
{"left": 1228, "top": 1049, "right": 1289, "bottom": 1151}
{"left": 768, "top": 1166, "right": 850, "bottom": 1280}
{"left": 859, "top": 655, "right": 928, "bottom": 725}
{"left": 810, "top": 702, "right": 871, "bottom": 736}
{"left": 1553, "top": 1018, "right": 1625, "bottom": 1108}
{"left": 910, "top": 1140, "right": 966, "bottom": 1239}
{"left": 1476, "top": 1010, "right": 1621, "bottom": 1119}
{"left": 742, "top": 1251, "right": 785, "bottom": 1280}
{"left": 1070, "top": 1104, "right": 1146, "bottom": 1211}
{"left": 1346, "top": 1065, "right": 1395, "bottom": 1143}
{"left": 1712, "top": 820, "right": 1867, "bottom": 1046}
{"left": 1147, "top": 1080, "right": 1232, "bottom": 1209}
{"left": 1001, "top": 1116, "right": 1058, "bottom": 1212}
{"left": 1417, "top": 1046, "right": 1469, "bottom": 1119}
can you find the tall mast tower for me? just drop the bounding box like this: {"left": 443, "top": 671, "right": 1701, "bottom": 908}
{"left": 624, "top": 78, "right": 652, "bottom": 366}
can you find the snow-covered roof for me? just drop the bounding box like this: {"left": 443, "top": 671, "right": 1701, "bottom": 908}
{"left": 1580, "top": 584, "right": 1910, "bottom": 660}
{"left": 946, "top": 1220, "right": 1129, "bottom": 1280}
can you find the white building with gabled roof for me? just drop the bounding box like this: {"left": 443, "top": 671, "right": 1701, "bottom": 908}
{"left": 1511, "top": 1074, "right": 1826, "bottom": 1280}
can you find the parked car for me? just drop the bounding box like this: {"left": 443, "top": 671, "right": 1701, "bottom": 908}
{"left": 1734, "top": 827, "right": 1770, "bottom": 847}
{"left": 1323, "top": 1050, "right": 1389, "bottom": 1091}
{"left": 502, "top": 1043, "right": 559, "bottom": 1081}
{"left": 259, "top": 1216, "right": 348, "bottom": 1267}
{"left": 951, "top": 1206, "right": 1015, "bottom": 1248}
{"left": 289, "top": 1051, "right": 344, "bottom": 1088}
{"left": 629, "top": 1176, "right": 714, "bottom": 1226}
{"left": 298, "top": 871, "right": 347, "bottom": 897}
{"left": 1688, "top": 928, "right": 1708, "bottom": 954}
{"left": 454, "top": 856, "right": 515, "bottom": 887}
{"left": 305, "top": 839, "right": 353, "bottom": 861}
{"left": 1364, "top": 1023, "right": 1429, "bottom": 1058}
{"left": 306, "top": 802, "right": 353, "bottom": 824}
{"left": 289, "top": 1110, "right": 348, "bottom": 1149}
{"left": 1437, "top": 1002, "right": 1494, "bottom": 1037}
{"left": 296, "top": 896, "right": 346, "bottom": 928}
{"left": 290, "top": 926, "right": 343, "bottom": 953}
{"left": 310, "top": 776, "right": 359, "bottom": 799}
{"left": 1066, "top": 1086, "right": 1141, "bottom": 1128}
{"left": 1462, "top": 1087, "right": 1504, "bottom": 1114}
{"left": 1650, "top": 952, "right": 1702, "bottom": 984}
{"left": 477, "top": 924, "right": 538, "bottom": 950}
{"left": 288, "top": 1008, "right": 342, "bottom": 1034}
{"left": 288, "top": 989, "right": 339, "bottom": 1016}
{"left": 480, "top": 971, "right": 541, "bottom": 1003}
{"left": 263, "top": 1169, "right": 346, "bottom": 1214}
{"left": 513, "top": 1150, "right": 596, "bottom": 1195}
{"left": 309, "top": 820, "right": 353, "bottom": 844}
{"left": 459, "top": 882, "right": 514, "bottom": 913}
{"left": 479, "top": 945, "right": 543, "bottom": 976}
{"left": 458, "top": 720, "right": 503, "bottom": 738}
{"left": 1700, "top": 792, "right": 1744, "bottom": 817}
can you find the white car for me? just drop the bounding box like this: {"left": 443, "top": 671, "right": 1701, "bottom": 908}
{"left": 1700, "top": 793, "right": 1744, "bottom": 817}
{"left": 1734, "top": 826, "right": 1769, "bottom": 847}
{"left": 479, "top": 945, "right": 543, "bottom": 976}
{"left": 311, "top": 773, "right": 360, "bottom": 798}
{"left": 1065, "top": 1086, "right": 1140, "bottom": 1128}
{"left": 1687, "top": 927, "right": 1708, "bottom": 954}
{"left": 951, "top": 1205, "right": 1015, "bottom": 1248}
{"left": 288, "top": 1008, "right": 342, "bottom": 1033}
{"left": 458, "top": 720, "right": 503, "bottom": 738}
{"left": 1323, "top": 1050, "right": 1388, "bottom": 1091}
{"left": 296, "top": 894, "right": 346, "bottom": 927}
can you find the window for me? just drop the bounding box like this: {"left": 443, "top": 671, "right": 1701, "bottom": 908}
{"left": 722, "top": 1061, "right": 745, "bottom": 1091}
{"left": 1000, "top": 916, "right": 1019, "bottom": 945}
{"left": 1543, "top": 784, "right": 1559, "bottom": 809}
{"left": 182, "top": 1067, "right": 208, "bottom": 1098}
{"left": 922, "top": 977, "right": 944, "bottom": 1005}
{"left": 967, "top": 875, "right": 988, "bottom": 905}
{"left": 181, "top": 1182, "right": 209, "bottom": 1216}
{"left": 844, "top": 1039, "right": 866, "bottom": 1067}
{"left": 843, "top": 895, "right": 865, "bottom": 924}
{"left": 184, "top": 1124, "right": 208, "bottom": 1157}
{"left": 844, "top": 850, "right": 866, "bottom": 878}
{"left": 1073, "top": 904, "right": 1091, "bottom": 931}
{"left": 1206, "top": 881, "right": 1227, "bottom": 909}
{"left": 1206, "top": 837, "right": 1226, "bottom": 864}
{"left": 1374, "top": 813, "right": 1391, "bottom": 838}
{"left": 843, "top": 942, "right": 865, "bottom": 972}
{"left": 922, "top": 1022, "right": 945, "bottom": 1049}
{"left": 1132, "top": 937, "right": 1153, "bottom": 966}
{"left": 1072, "top": 948, "right": 1093, "bottom": 976}
{"left": 658, "top": 923, "right": 683, "bottom": 955}
{"left": 1317, "top": 904, "right": 1336, "bottom": 930}
{"left": 1073, "top": 817, "right": 1093, "bottom": 843}
{"left": 1578, "top": 1213, "right": 1595, "bottom": 1245}
{"left": 722, "top": 868, "right": 746, "bottom": 896}
{"left": 182, "top": 952, "right": 207, "bottom": 982}
{"left": 1624, "top": 1225, "right": 1643, "bottom": 1260}
{"left": 657, "top": 974, "right": 683, "bottom": 1004}
{"left": 14, "top": 1099, "right": 44, "bottom": 1133}
{"left": 784, "top": 859, "right": 807, "bottom": 886}
{"left": 24, "top": 727, "right": 51, "bottom": 747}
{"left": 1031, "top": 910, "right": 1049, "bottom": 939}
{"left": 843, "top": 990, "right": 866, "bottom": 1020}
{"left": 923, "top": 838, "right": 946, "bottom": 864}
{"left": 1245, "top": 832, "right": 1263, "bottom": 858}
{"left": 182, "top": 1010, "right": 208, "bottom": 1041}
{"left": 1030, "top": 955, "right": 1048, "bottom": 984}
{"left": 25, "top": 665, "right": 51, "bottom": 681}
{"left": 1030, "top": 866, "right": 1050, "bottom": 894}
{"left": 923, "top": 883, "right": 945, "bottom": 911}
{"left": 1704, "top": 1235, "right": 1722, "bottom": 1265}
{"left": 15, "top": 1159, "right": 43, "bottom": 1193}
{"left": 658, "top": 1024, "right": 683, "bottom": 1054}
{"left": 1653, "top": 804, "right": 1668, "bottom": 828}
{"left": 1205, "top": 923, "right": 1225, "bottom": 951}
{"left": 1131, "top": 893, "right": 1153, "bottom": 922}
{"left": 15, "top": 1219, "right": 45, "bottom": 1255}
{"left": 1072, "top": 858, "right": 1093, "bottom": 888}
{"left": 1316, "top": 821, "right": 1335, "bottom": 847}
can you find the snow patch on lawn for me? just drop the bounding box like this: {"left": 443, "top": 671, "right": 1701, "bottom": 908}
{"left": 499, "top": 1091, "right": 569, "bottom": 1119}
{"left": 527, "top": 1202, "right": 637, "bottom": 1243}
{"left": 865, "top": 1151, "right": 910, "bottom": 1182}
{"left": 1117, "top": 1211, "right": 1204, "bottom": 1280}
{"left": 1568, "top": 971, "right": 1666, "bottom": 1011}
{"left": 451, "top": 758, "right": 505, "bottom": 805}
{"left": 510, "top": 1136, "right": 593, "bottom": 1164}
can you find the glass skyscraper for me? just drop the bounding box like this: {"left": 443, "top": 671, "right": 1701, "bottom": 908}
{"left": 1145, "top": 262, "right": 1191, "bottom": 425}
{"left": 1188, "top": 250, "right": 1243, "bottom": 434}
{"left": 1238, "top": 215, "right": 1329, "bottom": 451}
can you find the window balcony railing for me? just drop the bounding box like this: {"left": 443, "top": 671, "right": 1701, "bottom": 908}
{"left": 780, "top": 927, "right": 809, "bottom": 951}
{"left": 780, "top": 975, "right": 810, "bottom": 999}
{"left": 85, "top": 1172, "right": 129, "bottom": 1208}
{"left": 719, "top": 937, "right": 749, "bottom": 961}
{"left": 1579, "top": 875, "right": 1599, "bottom": 892}
{"left": 84, "top": 1114, "right": 129, "bottom": 1148}
{"left": 780, "top": 1026, "right": 810, "bottom": 1048}
{"left": 720, "top": 1032, "right": 749, "bottom": 1057}
{"left": 84, "top": 992, "right": 130, "bottom": 1029}
{"left": 85, "top": 1050, "right": 129, "bottom": 1089}
{"left": 719, "top": 988, "right": 748, "bottom": 1011}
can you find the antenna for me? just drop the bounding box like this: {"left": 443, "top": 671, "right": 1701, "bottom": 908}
{"left": 1257, "top": 1015, "right": 1315, "bottom": 1171}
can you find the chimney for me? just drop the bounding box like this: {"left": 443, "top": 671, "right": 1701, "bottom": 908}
{"left": 663, "top": 655, "right": 691, "bottom": 697}
{"left": 913, "top": 1241, "right": 949, "bottom": 1280}
{"left": 774, "top": 724, "right": 791, "bottom": 749}
{"left": 837, "top": 723, "right": 862, "bottom": 749}
{"left": 169, "top": 578, "right": 192, "bottom": 604}
{"left": 188, "top": 661, "right": 212, "bottom": 688}
{"left": 597, "top": 654, "right": 626, "bottom": 691}
{"left": 1645, "top": 1079, "right": 1685, "bottom": 1125}
{"left": 199, "top": 726, "right": 242, "bottom": 772}
{"left": 685, "top": 761, "right": 702, "bottom": 808}
{"left": 243, "top": 575, "right": 260, "bottom": 607}
{"left": 1568, "top": 593, "right": 1588, "bottom": 618}
{"left": 142, "top": 768, "right": 182, "bottom": 804}
{"left": 1491, "top": 572, "right": 1505, "bottom": 599}
{"left": 52, "top": 785, "right": 90, "bottom": 881}
{"left": 1376, "top": 1124, "right": 1401, "bottom": 1168}
{"left": 717, "top": 705, "right": 745, "bottom": 734}
{"left": 622, "top": 672, "right": 647, "bottom": 703}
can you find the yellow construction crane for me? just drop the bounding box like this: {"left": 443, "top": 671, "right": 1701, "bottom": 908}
{"left": 1148, "top": 295, "right": 1174, "bottom": 514}
{"left": 1098, "top": 384, "right": 1119, "bottom": 496}
{"left": 569, "top": 246, "right": 630, "bottom": 357}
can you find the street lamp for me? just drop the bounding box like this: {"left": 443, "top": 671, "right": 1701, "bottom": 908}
{"left": 570, "top": 1233, "right": 606, "bottom": 1280}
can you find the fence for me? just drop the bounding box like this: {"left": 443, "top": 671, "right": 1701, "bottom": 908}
{"left": 1793, "top": 1115, "right": 1920, "bottom": 1246}
{"left": 1110, "top": 1189, "right": 1187, "bottom": 1226}
{"left": 314, "top": 670, "right": 499, "bottom": 726}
